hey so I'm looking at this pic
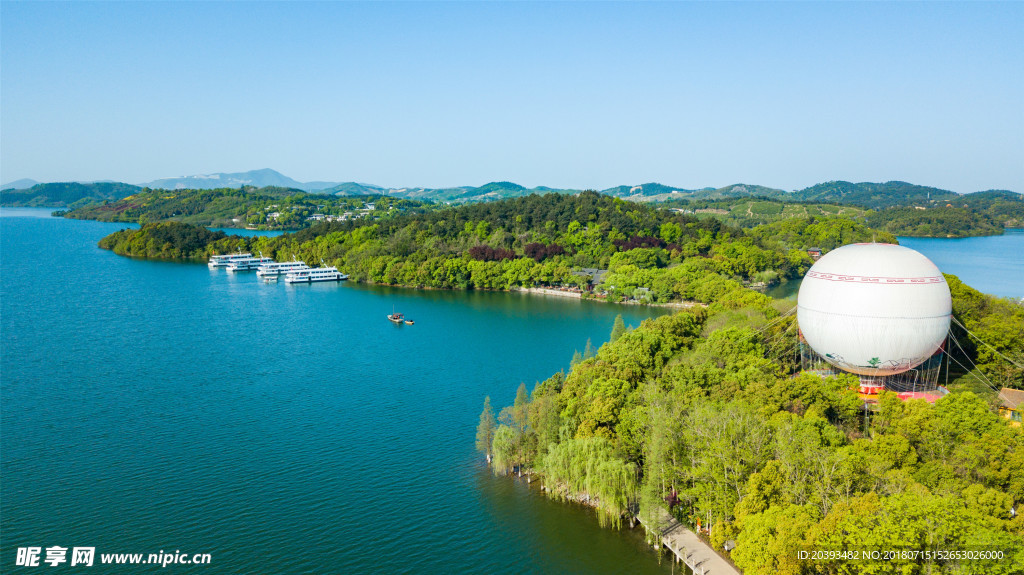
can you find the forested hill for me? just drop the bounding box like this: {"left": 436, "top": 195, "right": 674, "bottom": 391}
{"left": 7, "top": 173, "right": 1018, "bottom": 211}
{"left": 478, "top": 275, "right": 1024, "bottom": 574}
{"left": 61, "top": 187, "right": 436, "bottom": 230}
{"left": 98, "top": 191, "right": 892, "bottom": 305}
{"left": 0, "top": 182, "right": 141, "bottom": 207}
{"left": 791, "top": 180, "right": 957, "bottom": 208}
{"left": 661, "top": 189, "right": 1024, "bottom": 238}
{"left": 18, "top": 175, "right": 1023, "bottom": 237}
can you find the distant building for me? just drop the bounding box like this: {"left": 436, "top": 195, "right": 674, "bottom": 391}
{"left": 571, "top": 268, "right": 608, "bottom": 291}
{"left": 267, "top": 212, "right": 281, "bottom": 220}
{"left": 807, "top": 247, "right": 822, "bottom": 260}
{"left": 998, "top": 388, "right": 1024, "bottom": 426}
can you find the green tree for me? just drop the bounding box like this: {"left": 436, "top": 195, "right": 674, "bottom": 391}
{"left": 490, "top": 425, "right": 518, "bottom": 476}
{"left": 609, "top": 314, "right": 626, "bottom": 342}
{"left": 475, "top": 396, "right": 496, "bottom": 462}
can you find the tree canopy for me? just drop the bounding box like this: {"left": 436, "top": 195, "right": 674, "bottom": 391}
{"left": 483, "top": 280, "right": 1024, "bottom": 574}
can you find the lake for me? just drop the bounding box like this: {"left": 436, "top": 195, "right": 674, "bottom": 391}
{"left": 765, "top": 229, "right": 1024, "bottom": 301}
{"left": 898, "top": 229, "right": 1024, "bottom": 300}
{"left": 0, "top": 208, "right": 675, "bottom": 574}
{"left": 4, "top": 209, "right": 1021, "bottom": 573}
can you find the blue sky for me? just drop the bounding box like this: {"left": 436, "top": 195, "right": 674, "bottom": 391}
{"left": 2, "top": 1, "right": 1021, "bottom": 193}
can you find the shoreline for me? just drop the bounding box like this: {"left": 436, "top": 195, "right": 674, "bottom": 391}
{"left": 505, "top": 468, "right": 740, "bottom": 574}
{"left": 358, "top": 281, "right": 706, "bottom": 309}
{"left": 98, "top": 243, "right": 712, "bottom": 308}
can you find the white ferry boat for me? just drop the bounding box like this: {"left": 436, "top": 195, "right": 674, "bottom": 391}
{"left": 256, "top": 260, "right": 309, "bottom": 278}
{"left": 208, "top": 252, "right": 253, "bottom": 268}
{"left": 226, "top": 256, "right": 275, "bottom": 272}
{"left": 284, "top": 266, "right": 349, "bottom": 284}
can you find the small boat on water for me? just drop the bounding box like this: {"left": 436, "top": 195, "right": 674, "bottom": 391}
{"left": 388, "top": 304, "right": 413, "bottom": 325}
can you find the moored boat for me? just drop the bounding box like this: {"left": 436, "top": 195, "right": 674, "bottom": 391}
{"left": 284, "top": 266, "right": 347, "bottom": 283}
{"left": 208, "top": 252, "right": 253, "bottom": 268}
{"left": 226, "top": 256, "right": 274, "bottom": 272}
{"left": 257, "top": 260, "right": 309, "bottom": 278}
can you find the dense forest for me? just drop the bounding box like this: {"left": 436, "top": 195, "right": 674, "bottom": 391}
{"left": 478, "top": 278, "right": 1024, "bottom": 574}
{"left": 660, "top": 198, "right": 869, "bottom": 229}
{"left": 97, "top": 192, "right": 893, "bottom": 302}
{"left": 790, "top": 180, "right": 960, "bottom": 209}
{"left": 659, "top": 191, "right": 1024, "bottom": 238}
{"left": 63, "top": 187, "right": 437, "bottom": 230}
{"left": 864, "top": 206, "right": 1003, "bottom": 237}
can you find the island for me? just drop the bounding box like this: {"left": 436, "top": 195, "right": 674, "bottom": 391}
{"left": 95, "top": 191, "right": 892, "bottom": 304}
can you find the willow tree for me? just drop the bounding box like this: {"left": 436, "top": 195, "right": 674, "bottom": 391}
{"left": 490, "top": 425, "right": 518, "bottom": 476}
{"left": 540, "top": 436, "right": 639, "bottom": 529}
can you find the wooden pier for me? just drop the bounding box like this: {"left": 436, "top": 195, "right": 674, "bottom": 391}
{"left": 637, "top": 512, "right": 739, "bottom": 575}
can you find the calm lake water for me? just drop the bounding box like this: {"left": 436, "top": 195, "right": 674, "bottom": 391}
{"left": 0, "top": 208, "right": 675, "bottom": 574}
{"left": 898, "top": 229, "right": 1024, "bottom": 300}
{"left": 765, "top": 229, "right": 1024, "bottom": 301}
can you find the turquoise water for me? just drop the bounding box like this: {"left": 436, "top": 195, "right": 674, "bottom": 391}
{"left": 763, "top": 230, "right": 1024, "bottom": 301}
{"left": 898, "top": 229, "right": 1024, "bottom": 299}
{"left": 1, "top": 208, "right": 675, "bottom": 573}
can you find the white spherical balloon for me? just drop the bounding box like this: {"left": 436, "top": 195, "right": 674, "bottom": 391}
{"left": 797, "top": 243, "right": 951, "bottom": 376}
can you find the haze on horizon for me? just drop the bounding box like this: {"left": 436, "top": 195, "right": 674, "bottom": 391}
{"left": 1, "top": 2, "right": 1021, "bottom": 194}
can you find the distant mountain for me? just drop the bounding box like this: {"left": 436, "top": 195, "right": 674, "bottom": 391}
{"left": 791, "top": 181, "right": 959, "bottom": 209}
{"left": 692, "top": 184, "right": 788, "bottom": 200}
{"left": 319, "top": 182, "right": 389, "bottom": 196}
{"left": 0, "top": 182, "right": 142, "bottom": 207}
{"left": 2, "top": 178, "right": 40, "bottom": 190}
{"left": 133, "top": 170, "right": 1006, "bottom": 208}
{"left": 377, "top": 182, "right": 579, "bottom": 203}
{"left": 141, "top": 168, "right": 340, "bottom": 192}
{"left": 457, "top": 181, "right": 561, "bottom": 201}
{"left": 601, "top": 183, "right": 702, "bottom": 198}
{"left": 967, "top": 190, "right": 1021, "bottom": 201}
{"left": 593, "top": 182, "right": 786, "bottom": 203}
{"left": 302, "top": 181, "right": 347, "bottom": 192}
{"left": 7, "top": 169, "right": 1016, "bottom": 212}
